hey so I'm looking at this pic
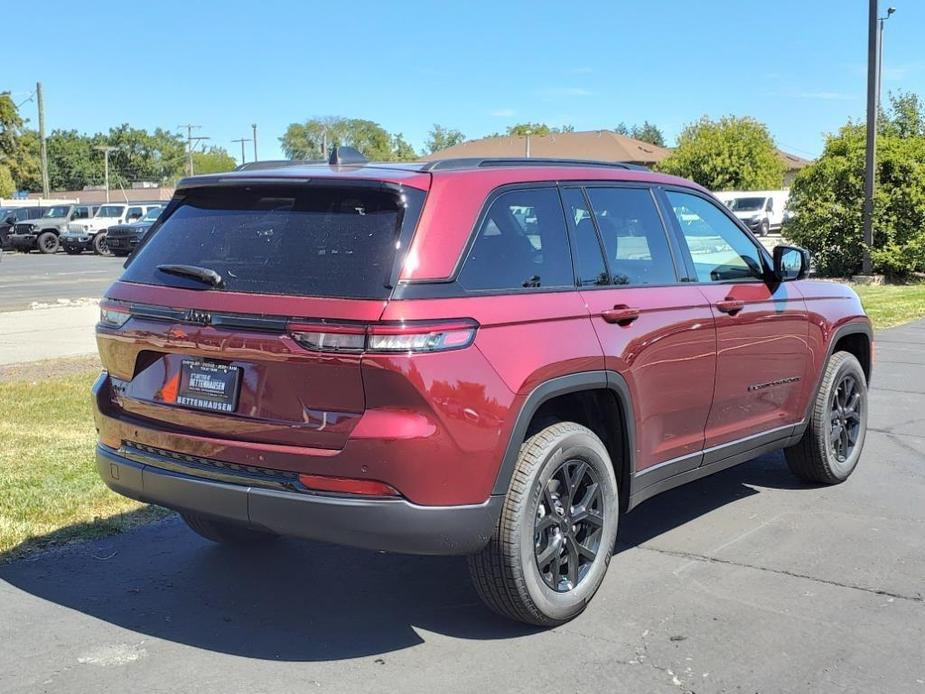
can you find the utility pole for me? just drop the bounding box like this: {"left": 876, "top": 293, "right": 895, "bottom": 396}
{"left": 36, "top": 82, "right": 50, "bottom": 197}
{"left": 251, "top": 123, "right": 258, "bottom": 162}
{"left": 178, "top": 123, "right": 204, "bottom": 176}
{"left": 94, "top": 146, "right": 119, "bottom": 203}
{"left": 232, "top": 138, "right": 251, "bottom": 166}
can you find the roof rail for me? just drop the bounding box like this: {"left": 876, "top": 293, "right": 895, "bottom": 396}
{"left": 420, "top": 157, "right": 650, "bottom": 172}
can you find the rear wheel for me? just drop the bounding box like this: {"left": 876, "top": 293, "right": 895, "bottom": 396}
{"left": 93, "top": 233, "right": 111, "bottom": 256}
{"left": 181, "top": 512, "right": 278, "bottom": 545}
{"left": 785, "top": 351, "right": 868, "bottom": 484}
{"left": 37, "top": 232, "right": 59, "bottom": 254}
{"left": 468, "top": 422, "right": 619, "bottom": 626}
{"left": 759, "top": 220, "right": 770, "bottom": 236}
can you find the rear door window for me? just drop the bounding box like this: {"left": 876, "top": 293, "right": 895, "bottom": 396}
{"left": 121, "top": 184, "right": 424, "bottom": 299}
{"left": 458, "top": 187, "right": 573, "bottom": 291}
{"left": 585, "top": 187, "right": 678, "bottom": 286}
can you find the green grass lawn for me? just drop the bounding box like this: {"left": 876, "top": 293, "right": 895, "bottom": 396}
{"left": 851, "top": 282, "right": 925, "bottom": 330}
{"left": 0, "top": 370, "right": 166, "bottom": 559}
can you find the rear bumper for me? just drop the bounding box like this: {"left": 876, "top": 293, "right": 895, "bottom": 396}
{"left": 96, "top": 443, "right": 503, "bottom": 555}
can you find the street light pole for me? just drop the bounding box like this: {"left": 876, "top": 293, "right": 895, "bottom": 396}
{"left": 232, "top": 138, "right": 251, "bottom": 166}
{"left": 861, "top": 0, "right": 880, "bottom": 275}
{"left": 94, "top": 146, "right": 118, "bottom": 203}
{"left": 251, "top": 124, "right": 258, "bottom": 162}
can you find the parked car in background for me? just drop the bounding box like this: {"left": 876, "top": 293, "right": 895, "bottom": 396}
{"left": 9, "top": 204, "right": 98, "bottom": 254}
{"left": 716, "top": 190, "right": 789, "bottom": 236}
{"left": 105, "top": 206, "right": 163, "bottom": 257}
{"left": 60, "top": 203, "right": 158, "bottom": 255}
{"left": 0, "top": 206, "right": 46, "bottom": 250}
{"left": 93, "top": 151, "right": 872, "bottom": 626}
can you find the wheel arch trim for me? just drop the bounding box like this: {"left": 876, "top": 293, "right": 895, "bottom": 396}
{"left": 490, "top": 370, "right": 636, "bottom": 496}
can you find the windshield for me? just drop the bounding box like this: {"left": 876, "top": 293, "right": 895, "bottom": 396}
{"left": 729, "top": 197, "right": 766, "bottom": 212}
{"left": 141, "top": 207, "right": 162, "bottom": 222}
{"left": 122, "top": 184, "right": 423, "bottom": 299}
{"left": 45, "top": 206, "right": 71, "bottom": 218}
{"left": 96, "top": 205, "right": 125, "bottom": 218}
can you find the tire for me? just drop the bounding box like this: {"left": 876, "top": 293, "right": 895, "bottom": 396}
{"left": 181, "top": 512, "right": 278, "bottom": 545}
{"left": 36, "top": 231, "right": 59, "bottom": 254}
{"left": 468, "top": 422, "right": 619, "bottom": 626}
{"left": 64, "top": 247, "right": 82, "bottom": 255}
{"left": 93, "top": 233, "right": 111, "bottom": 256}
{"left": 785, "top": 352, "right": 868, "bottom": 484}
{"left": 759, "top": 220, "right": 769, "bottom": 236}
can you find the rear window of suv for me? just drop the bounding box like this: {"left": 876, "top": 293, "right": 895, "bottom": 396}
{"left": 121, "top": 184, "right": 424, "bottom": 299}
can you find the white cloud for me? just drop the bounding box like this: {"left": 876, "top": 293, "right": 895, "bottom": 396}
{"left": 568, "top": 66, "right": 593, "bottom": 75}
{"left": 490, "top": 108, "right": 516, "bottom": 117}
{"left": 792, "top": 90, "right": 856, "bottom": 101}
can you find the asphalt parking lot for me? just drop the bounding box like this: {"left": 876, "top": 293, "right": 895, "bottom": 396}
{"left": 0, "top": 252, "right": 123, "bottom": 312}
{"left": 1, "top": 320, "right": 923, "bottom": 693}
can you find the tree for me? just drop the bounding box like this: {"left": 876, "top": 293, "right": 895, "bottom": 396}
{"left": 423, "top": 124, "right": 465, "bottom": 154}
{"left": 0, "top": 94, "right": 40, "bottom": 191}
{"left": 613, "top": 121, "right": 666, "bottom": 147}
{"left": 785, "top": 98, "right": 925, "bottom": 277}
{"left": 503, "top": 123, "right": 574, "bottom": 136}
{"left": 0, "top": 165, "right": 14, "bottom": 197}
{"left": 280, "top": 116, "right": 411, "bottom": 161}
{"left": 191, "top": 146, "right": 237, "bottom": 175}
{"left": 390, "top": 133, "right": 418, "bottom": 161}
{"left": 46, "top": 129, "right": 102, "bottom": 191}
{"left": 879, "top": 90, "right": 925, "bottom": 139}
{"left": 656, "top": 116, "right": 785, "bottom": 191}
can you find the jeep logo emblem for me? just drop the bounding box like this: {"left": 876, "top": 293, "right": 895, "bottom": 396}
{"left": 185, "top": 309, "right": 213, "bottom": 325}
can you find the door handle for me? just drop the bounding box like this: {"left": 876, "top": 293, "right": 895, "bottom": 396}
{"left": 715, "top": 298, "right": 745, "bottom": 315}
{"left": 601, "top": 305, "right": 640, "bottom": 325}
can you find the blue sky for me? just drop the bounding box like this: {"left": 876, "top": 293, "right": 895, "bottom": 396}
{"left": 7, "top": 0, "right": 925, "bottom": 163}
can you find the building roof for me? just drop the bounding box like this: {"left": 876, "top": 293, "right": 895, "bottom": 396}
{"left": 421, "top": 130, "right": 671, "bottom": 165}
{"left": 778, "top": 149, "right": 813, "bottom": 171}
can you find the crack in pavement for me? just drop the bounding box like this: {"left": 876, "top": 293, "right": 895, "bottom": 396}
{"left": 636, "top": 545, "right": 924, "bottom": 604}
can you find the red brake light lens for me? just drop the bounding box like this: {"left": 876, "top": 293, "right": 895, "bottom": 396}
{"left": 287, "top": 319, "right": 477, "bottom": 354}
{"left": 298, "top": 474, "right": 400, "bottom": 497}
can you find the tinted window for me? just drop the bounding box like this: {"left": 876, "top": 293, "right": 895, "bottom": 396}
{"left": 122, "top": 185, "right": 423, "bottom": 299}
{"left": 666, "top": 191, "right": 765, "bottom": 282}
{"left": 459, "top": 188, "right": 572, "bottom": 291}
{"left": 562, "top": 188, "right": 608, "bottom": 287}
{"left": 586, "top": 187, "right": 677, "bottom": 286}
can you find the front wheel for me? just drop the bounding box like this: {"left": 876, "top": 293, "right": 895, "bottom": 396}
{"left": 759, "top": 220, "right": 770, "bottom": 236}
{"left": 468, "top": 422, "right": 619, "bottom": 626}
{"left": 37, "top": 232, "right": 59, "bottom": 254}
{"left": 93, "top": 233, "right": 111, "bottom": 256}
{"left": 785, "top": 351, "right": 868, "bottom": 484}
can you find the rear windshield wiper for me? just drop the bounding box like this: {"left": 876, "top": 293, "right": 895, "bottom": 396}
{"left": 156, "top": 264, "right": 225, "bottom": 288}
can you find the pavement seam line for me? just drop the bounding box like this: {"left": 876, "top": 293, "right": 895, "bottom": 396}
{"left": 635, "top": 545, "right": 924, "bottom": 604}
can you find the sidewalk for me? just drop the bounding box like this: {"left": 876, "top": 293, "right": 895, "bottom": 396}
{"left": 0, "top": 303, "right": 100, "bottom": 366}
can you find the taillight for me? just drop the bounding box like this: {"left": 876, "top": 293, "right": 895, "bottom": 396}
{"left": 98, "top": 300, "right": 131, "bottom": 329}
{"left": 287, "top": 319, "right": 477, "bottom": 354}
{"left": 298, "top": 474, "right": 400, "bottom": 497}
{"left": 367, "top": 320, "right": 477, "bottom": 352}
{"left": 288, "top": 322, "right": 366, "bottom": 353}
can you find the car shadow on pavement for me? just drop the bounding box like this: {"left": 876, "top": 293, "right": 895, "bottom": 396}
{"left": 0, "top": 451, "right": 814, "bottom": 662}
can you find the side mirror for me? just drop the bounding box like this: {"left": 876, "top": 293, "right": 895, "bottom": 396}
{"left": 773, "top": 244, "right": 810, "bottom": 281}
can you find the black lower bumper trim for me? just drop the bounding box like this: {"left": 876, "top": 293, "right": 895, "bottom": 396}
{"left": 97, "top": 444, "right": 502, "bottom": 556}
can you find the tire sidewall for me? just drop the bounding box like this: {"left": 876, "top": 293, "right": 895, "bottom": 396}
{"left": 820, "top": 355, "right": 868, "bottom": 480}
{"left": 515, "top": 429, "right": 619, "bottom": 623}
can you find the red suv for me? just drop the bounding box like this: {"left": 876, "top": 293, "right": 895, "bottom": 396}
{"left": 93, "top": 150, "right": 872, "bottom": 626}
